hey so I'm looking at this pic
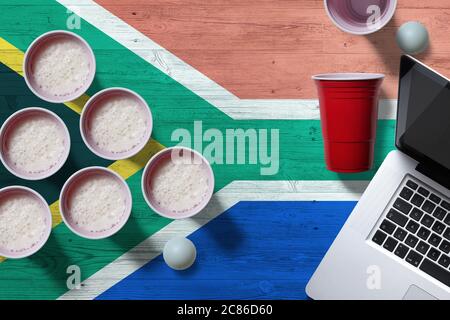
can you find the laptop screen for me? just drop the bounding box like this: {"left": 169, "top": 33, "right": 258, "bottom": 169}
{"left": 396, "top": 55, "right": 450, "bottom": 171}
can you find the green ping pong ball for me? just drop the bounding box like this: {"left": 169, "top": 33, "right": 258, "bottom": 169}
{"left": 163, "top": 237, "right": 197, "bottom": 270}
{"left": 396, "top": 21, "right": 429, "bottom": 55}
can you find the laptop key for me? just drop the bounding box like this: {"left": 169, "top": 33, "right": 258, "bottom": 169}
{"left": 420, "top": 259, "right": 450, "bottom": 287}
{"left": 444, "top": 213, "right": 450, "bottom": 226}
{"left": 422, "top": 200, "right": 436, "bottom": 214}
{"left": 410, "top": 208, "right": 424, "bottom": 221}
{"left": 432, "top": 221, "right": 445, "bottom": 235}
{"left": 383, "top": 237, "right": 398, "bottom": 252}
{"left": 394, "top": 243, "right": 409, "bottom": 259}
{"left": 405, "top": 234, "right": 419, "bottom": 248}
{"left": 433, "top": 207, "right": 447, "bottom": 220}
{"left": 416, "top": 241, "right": 430, "bottom": 255}
{"left": 418, "top": 187, "right": 430, "bottom": 197}
{"left": 428, "top": 234, "right": 442, "bottom": 247}
{"left": 400, "top": 187, "right": 414, "bottom": 201}
{"left": 394, "top": 228, "right": 407, "bottom": 241}
{"left": 411, "top": 194, "right": 425, "bottom": 207}
{"left": 444, "top": 227, "right": 450, "bottom": 241}
{"left": 427, "top": 248, "right": 441, "bottom": 261}
{"left": 372, "top": 230, "right": 387, "bottom": 246}
{"left": 380, "top": 219, "right": 396, "bottom": 235}
{"left": 442, "top": 200, "right": 450, "bottom": 211}
{"left": 438, "top": 255, "right": 450, "bottom": 268}
{"left": 439, "top": 240, "right": 450, "bottom": 254}
{"left": 387, "top": 209, "right": 408, "bottom": 227}
{"left": 430, "top": 194, "right": 441, "bottom": 204}
{"left": 406, "top": 180, "right": 418, "bottom": 190}
{"left": 406, "top": 250, "right": 423, "bottom": 267}
{"left": 406, "top": 220, "right": 420, "bottom": 234}
{"left": 421, "top": 214, "right": 435, "bottom": 228}
{"left": 393, "top": 198, "right": 412, "bottom": 215}
{"left": 418, "top": 227, "right": 431, "bottom": 240}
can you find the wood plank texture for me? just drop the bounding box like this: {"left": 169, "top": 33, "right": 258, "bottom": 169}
{"left": 96, "top": 0, "right": 450, "bottom": 99}
{"left": 0, "top": 0, "right": 447, "bottom": 300}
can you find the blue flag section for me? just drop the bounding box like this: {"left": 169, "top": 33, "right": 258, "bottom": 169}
{"left": 97, "top": 201, "right": 355, "bottom": 300}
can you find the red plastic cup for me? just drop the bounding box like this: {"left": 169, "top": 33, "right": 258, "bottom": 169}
{"left": 313, "top": 73, "right": 384, "bottom": 173}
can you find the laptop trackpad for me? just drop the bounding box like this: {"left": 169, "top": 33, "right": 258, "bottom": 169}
{"left": 403, "top": 285, "right": 438, "bottom": 300}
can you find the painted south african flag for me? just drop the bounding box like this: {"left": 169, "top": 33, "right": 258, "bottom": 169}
{"left": 0, "top": 0, "right": 397, "bottom": 300}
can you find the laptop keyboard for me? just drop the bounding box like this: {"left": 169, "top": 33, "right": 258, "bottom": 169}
{"left": 371, "top": 177, "right": 450, "bottom": 287}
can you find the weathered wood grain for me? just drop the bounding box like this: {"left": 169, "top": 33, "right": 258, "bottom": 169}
{"left": 96, "top": 0, "right": 450, "bottom": 99}
{"left": 0, "top": 0, "right": 446, "bottom": 299}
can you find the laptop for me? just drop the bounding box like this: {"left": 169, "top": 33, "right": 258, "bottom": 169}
{"left": 306, "top": 55, "right": 450, "bottom": 300}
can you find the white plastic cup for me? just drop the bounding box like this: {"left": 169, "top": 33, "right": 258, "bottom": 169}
{"left": 141, "top": 147, "right": 214, "bottom": 219}
{"left": 59, "top": 166, "right": 132, "bottom": 239}
{"left": 0, "top": 107, "right": 71, "bottom": 180}
{"left": 80, "top": 87, "right": 153, "bottom": 160}
{"left": 23, "top": 30, "right": 96, "bottom": 103}
{"left": 0, "top": 186, "right": 52, "bottom": 259}
{"left": 324, "top": 0, "right": 397, "bottom": 35}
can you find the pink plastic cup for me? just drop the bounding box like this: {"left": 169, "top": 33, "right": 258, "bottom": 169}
{"left": 80, "top": 87, "right": 153, "bottom": 160}
{"left": 23, "top": 30, "right": 96, "bottom": 103}
{"left": 59, "top": 167, "right": 132, "bottom": 239}
{"left": 324, "top": 0, "right": 397, "bottom": 35}
{"left": 0, "top": 107, "right": 71, "bottom": 180}
{"left": 0, "top": 186, "right": 52, "bottom": 259}
{"left": 142, "top": 147, "right": 215, "bottom": 219}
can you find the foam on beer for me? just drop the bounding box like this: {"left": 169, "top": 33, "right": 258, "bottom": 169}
{"left": 150, "top": 155, "right": 211, "bottom": 215}
{"left": 32, "top": 39, "right": 91, "bottom": 98}
{"left": 68, "top": 175, "right": 127, "bottom": 233}
{"left": 6, "top": 115, "right": 66, "bottom": 175}
{"left": 0, "top": 194, "right": 47, "bottom": 253}
{"left": 89, "top": 96, "right": 148, "bottom": 155}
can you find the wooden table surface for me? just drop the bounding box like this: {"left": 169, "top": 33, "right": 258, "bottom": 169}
{"left": 0, "top": 0, "right": 448, "bottom": 300}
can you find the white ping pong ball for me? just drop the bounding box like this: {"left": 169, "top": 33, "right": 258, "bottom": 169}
{"left": 396, "top": 21, "right": 429, "bottom": 55}
{"left": 163, "top": 237, "right": 197, "bottom": 270}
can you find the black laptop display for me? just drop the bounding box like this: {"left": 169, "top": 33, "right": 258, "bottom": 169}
{"left": 397, "top": 55, "right": 450, "bottom": 184}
